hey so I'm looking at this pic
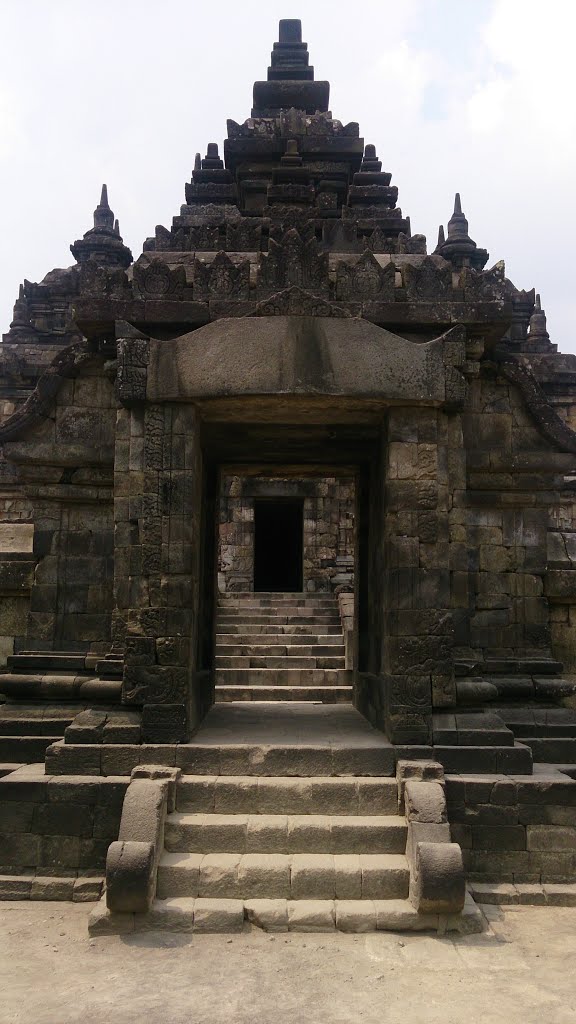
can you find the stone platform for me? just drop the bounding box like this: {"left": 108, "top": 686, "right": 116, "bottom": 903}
{"left": 44, "top": 702, "right": 397, "bottom": 778}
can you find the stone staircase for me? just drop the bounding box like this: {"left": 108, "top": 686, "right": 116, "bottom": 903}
{"left": 214, "top": 592, "right": 353, "bottom": 702}
{"left": 133, "top": 773, "right": 474, "bottom": 933}
{"left": 0, "top": 651, "right": 122, "bottom": 771}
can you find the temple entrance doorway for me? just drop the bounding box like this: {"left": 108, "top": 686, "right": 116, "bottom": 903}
{"left": 254, "top": 498, "right": 304, "bottom": 592}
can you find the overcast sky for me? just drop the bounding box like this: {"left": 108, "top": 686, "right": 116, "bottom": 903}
{"left": 1, "top": 0, "right": 575, "bottom": 350}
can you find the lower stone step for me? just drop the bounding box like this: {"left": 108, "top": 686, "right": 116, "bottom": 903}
{"left": 89, "top": 894, "right": 484, "bottom": 935}
{"left": 0, "top": 735, "right": 62, "bottom": 762}
{"left": 216, "top": 637, "right": 345, "bottom": 651}
{"left": 165, "top": 812, "right": 407, "bottom": 854}
{"left": 215, "top": 685, "right": 353, "bottom": 703}
{"left": 214, "top": 669, "right": 353, "bottom": 685}
{"left": 518, "top": 737, "right": 576, "bottom": 763}
{"left": 0, "top": 706, "right": 80, "bottom": 736}
{"left": 177, "top": 776, "right": 399, "bottom": 814}
{"left": 220, "top": 624, "right": 343, "bottom": 636}
{"left": 433, "top": 742, "right": 533, "bottom": 775}
{"left": 157, "top": 851, "right": 410, "bottom": 900}
{"left": 215, "top": 656, "right": 346, "bottom": 669}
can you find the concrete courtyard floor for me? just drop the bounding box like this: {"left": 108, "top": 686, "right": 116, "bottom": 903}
{"left": 2, "top": 902, "right": 576, "bottom": 1024}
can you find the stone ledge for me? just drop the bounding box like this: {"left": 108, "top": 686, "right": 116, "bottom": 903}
{"left": 0, "top": 872, "right": 103, "bottom": 901}
{"left": 469, "top": 881, "right": 576, "bottom": 907}
{"left": 88, "top": 892, "right": 485, "bottom": 935}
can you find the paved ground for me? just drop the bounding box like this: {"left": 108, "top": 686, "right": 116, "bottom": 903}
{"left": 1, "top": 902, "right": 576, "bottom": 1024}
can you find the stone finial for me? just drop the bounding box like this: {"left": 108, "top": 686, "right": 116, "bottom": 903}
{"left": 70, "top": 184, "right": 132, "bottom": 268}
{"left": 9, "top": 283, "right": 32, "bottom": 332}
{"left": 528, "top": 293, "right": 551, "bottom": 345}
{"left": 93, "top": 183, "right": 114, "bottom": 231}
{"left": 436, "top": 192, "right": 488, "bottom": 270}
{"left": 194, "top": 153, "right": 201, "bottom": 171}
{"left": 361, "top": 144, "right": 383, "bottom": 173}
{"left": 202, "top": 143, "right": 224, "bottom": 170}
{"left": 279, "top": 19, "right": 302, "bottom": 44}
{"left": 281, "top": 139, "right": 303, "bottom": 166}
{"left": 447, "top": 192, "right": 470, "bottom": 241}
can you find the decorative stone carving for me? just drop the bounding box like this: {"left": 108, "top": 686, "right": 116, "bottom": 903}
{"left": 335, "top": 252, "right": 395, "bottom": 302}
{"left": 402, "top": 256, "right": 453, "bottom": 301}
{"left": 79, "top": 263, "right": 131, "bottom": 298}
{"left": 116, "top": 327, "right": 150, "bottom": 406}
{"left": 193, "top": 252, "right": 250, "bottom": 301}
{"left": 225, "top": 221, "right": 262, "bottom": 251}
{"left": 186, "top": 225, "right": 220, "bottom": 251}
{"left": 462, "top": 261, "right": 510, "bottom": 303}
{"left": 258, "top": 227, "right": 329, "bottom": 297}
{"left": 251, "top": 285, "right": 350, "bottom": 317}
{"left": 132, "top": 260, "right": 189, "bottom": 300}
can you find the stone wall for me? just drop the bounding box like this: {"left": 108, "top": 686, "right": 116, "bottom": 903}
{"left": 447, "top": 771, "right": 576, "bottom": 883}
{"left": 0, "top": 767, "right": 128, "bottom": 876}
{"left": 217, "top": 474, "right": 355, "bottom": 593}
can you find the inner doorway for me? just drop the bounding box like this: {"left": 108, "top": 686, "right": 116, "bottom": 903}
{"left": 254, "top": 498, "right": 304, "bottom": 592}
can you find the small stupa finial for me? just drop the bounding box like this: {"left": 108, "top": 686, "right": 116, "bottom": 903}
{"left": 93, "top": 184, "right": 114, "bottom": 230}
{"left": 194, "top": 152, "right": 201, "bottom": 171}
{"left": 527, "top": 292, "right": 550, "bottom": 346}
{"left": 454, "top": 192, "right": 462, "bottom": 215}
{"left": 437, "top": 225, "right": 445, "bottom": 247}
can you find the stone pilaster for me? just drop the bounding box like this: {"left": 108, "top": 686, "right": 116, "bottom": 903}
{"left": 382, "top": 408, "right": 456, "bottom": 744}
{"left": 114, "top": 401, "right": 203, "bottom": 742}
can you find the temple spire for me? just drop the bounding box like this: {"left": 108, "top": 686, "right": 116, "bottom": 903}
{"left": 252, "top": 19, "right": 329, "bottom": 116}
{"left": 437, "top": 225, "right": 445, "bottom": 247}
{"left": 93, "top": 183, "right": 114, "bottom": 231}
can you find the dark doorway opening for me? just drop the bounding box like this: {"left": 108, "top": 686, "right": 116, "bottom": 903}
{"left": 254, "top": 499, "right": 304, "bottom": 592}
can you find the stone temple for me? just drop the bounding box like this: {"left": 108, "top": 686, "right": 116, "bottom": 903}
{"left": 1, "top": 20, "right": 576, "bottom": 932}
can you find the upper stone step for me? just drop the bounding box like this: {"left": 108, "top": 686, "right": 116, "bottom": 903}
{"left": 214, "top": 643, "right": 346, "bottom": 657}
{"left": 217, "top": 613, "right": 341, "bottom": 624}
{"left": 177, "top": 776, "right": 398, "bottom": 813}
{"left": 215, "top": 656, "right": 346, "bottom": 669}
{"left": 216, "top": 634, "right": 344, "bottom": 647}
{"left": 165, "top": 811, "right": 407, "bottom": 854}
{"left": 219, "top": 593, "right": 338, "bottom": 602}
{"left": 219, "top": 623, "right": 343, "bottom": 636}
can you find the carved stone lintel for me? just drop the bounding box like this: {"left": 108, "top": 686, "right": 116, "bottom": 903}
{"left": 251, "top": 285, "right": 350, "bottom": 318}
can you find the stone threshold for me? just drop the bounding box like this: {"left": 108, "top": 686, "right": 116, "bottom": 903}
{"left": 0, "top": 872, "right": 103, "bottom": 901}
{"left": 89, "top": 891, "right": 485, "bottom": 936}
{"left": 469, "top": 881, "right": 576, "bottom": 907}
